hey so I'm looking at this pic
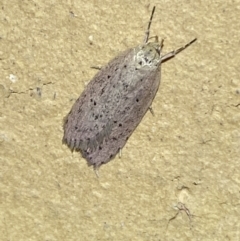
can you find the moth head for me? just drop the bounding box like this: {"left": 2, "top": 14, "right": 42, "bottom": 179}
{"left": 134, "top": 41, "right": 162, "bottom": 69}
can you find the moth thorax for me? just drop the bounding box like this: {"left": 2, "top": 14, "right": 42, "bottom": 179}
{"left": 134, "top": 42, "right": 161, "bottom": 70}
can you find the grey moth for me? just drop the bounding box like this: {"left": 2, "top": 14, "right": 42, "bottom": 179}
{"left": 62, "top": 6, "right": 196, "bottom": 169}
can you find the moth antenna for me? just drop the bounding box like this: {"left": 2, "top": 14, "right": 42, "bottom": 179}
{"left": 161, "top": 38, "right": 197, "bottom": 62}
{"left": 143, "top": 6, "right": 156, "bottom": 44}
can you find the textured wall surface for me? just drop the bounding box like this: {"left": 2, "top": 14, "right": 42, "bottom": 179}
{"left": 0, "top": 0, "right": 239, "bottom": 240}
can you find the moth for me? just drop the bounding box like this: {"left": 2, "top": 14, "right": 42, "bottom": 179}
{"left": 63, "top": 6, "right": 196, "bottom": 169}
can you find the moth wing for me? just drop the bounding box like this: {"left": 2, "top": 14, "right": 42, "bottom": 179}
{"left": 86, "top": 59, "right": 161, "bottom": 167}
{"left": 63, "top": 49, "right": 133, "bottom": 153}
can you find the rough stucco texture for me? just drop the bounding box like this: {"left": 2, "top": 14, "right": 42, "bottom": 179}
{"left": 0, "top": 0, "right": 239, "bottom": 240}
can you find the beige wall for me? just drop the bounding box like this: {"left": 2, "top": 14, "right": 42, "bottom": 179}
{"left": 0, "top": 0, "right": 239, "bottom": 240}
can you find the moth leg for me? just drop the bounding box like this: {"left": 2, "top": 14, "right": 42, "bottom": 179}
{"left": 91, "top": 66, "right": 102, "bottom": 70}
{"left": 149, "top": 106, "right": 155, "bottom": 116}
{"left": 118, "top": 148, "right": 122, "bottom": 159}
{"left": 94, "top": 165, "right": 100, "bottom": 178}
{"left": 148, "top": 35, "right": 159, "bottom": 43}
{"left": 161, "top": 38, "right": 197, "bottom": 62}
